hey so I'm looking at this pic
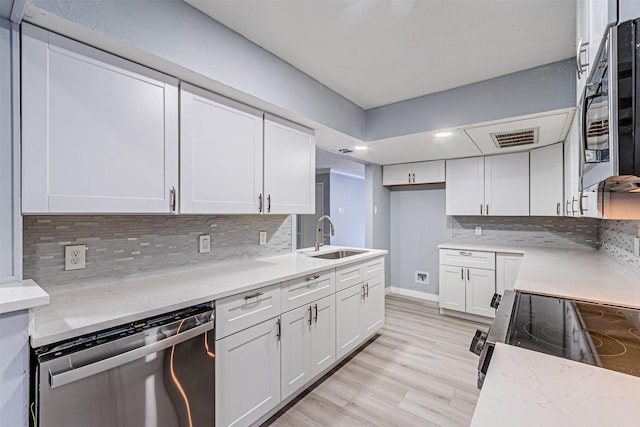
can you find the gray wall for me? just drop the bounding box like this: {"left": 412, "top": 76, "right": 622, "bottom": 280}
{"left": 365, "top": 165, "right": 391, "bottom": 286}
{"left": 366, "top": 59, "right": 576, "bottom": 140}
{"left": 329, "top": 172, "right": 365, "bottom": 247}
{"left": 600, "top": 220, "right": 640, "bottom": 272}
{"left": 390, "top": 185, "right": 449, "bottom": 295}
{"left": 28, "top": 0, "right": 365, "bottom": 139}
{"left": 23, "top": 215, "right": 292, "bottom": 291}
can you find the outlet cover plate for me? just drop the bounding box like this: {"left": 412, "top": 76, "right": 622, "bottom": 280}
{"left": 65, "top": 244, "right": 86, "bottom": 270}
{"left": 259, "top": 231, "right": 267, "bottom": 246}
{"left": 475, "top": 227, "right": 482, "bottom": 236}
{"left": 199, "top": 235, "right": 211, "bottom": 253}
{"left": 415, "top": 271, "right": 429, "bottom": 285}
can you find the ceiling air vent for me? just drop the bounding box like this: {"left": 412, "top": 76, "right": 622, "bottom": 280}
{"left": 338, "top": 148, "right": 354, "bottom": 154}
{"left": 490, "top": 127, "right": 539, "bottom": 149}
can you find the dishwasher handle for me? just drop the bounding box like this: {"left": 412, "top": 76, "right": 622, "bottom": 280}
{"left": 49, "top": 321, "right": 213, "bottom": 389}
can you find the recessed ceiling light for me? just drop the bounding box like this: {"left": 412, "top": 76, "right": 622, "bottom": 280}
{"left": 435, "top": 131, "right": 452, "bottom": 138}
{"left": 354, "top": 145, "right": 368, "bottom": 151}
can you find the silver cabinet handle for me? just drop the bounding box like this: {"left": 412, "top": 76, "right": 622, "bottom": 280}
{"left": 486, "top": 204, "right": 489, "bottom": 216}
{"left": 49, "top": 321, "right": 213, "bottom": 389}
{"left": 306, "top": 275, "right": 320, "bottom": 281}
{"left": 244, "top": 291, "right": 264, "bottom": 300}
{"left": 557, "top": 202, "right": 561, "bottom": 216}
{"left": 467, "top": 268, "right": 470, "bottom": 281}
{"left": 170, "top": 186, "right": 177, "bottom": 212}
{"left": 408, "top": 173, "right": 411, "bottom": 183}
{"left": 412, "top": 173, "right": 416, "bottom": 183}
{"left": 461, "top": 268, "right": 464, "bottom": 280}
{"left": 308, "top": 306, "right": 313, "bottom": 325}
{"left": 365, "top": 283, "right": 369, "bottom": 297}
{"left": 276, "top": 318, "right": 281, "bottom": 341}
{"left": 576, "top": 39, "right": 589, "bottom": 77}
{"left": 361, "top": 284, "right": 365, "bottom": 298}
{"left": 579, "top": 191, "right": 589, "bottom": 216}
{"left": 314, "top": 304, "right": 318, "bottom": 323}
{"left": 571, "top": 197, "right": 578, "bottom": 215}
{"left": 566, "top": 200, "right": 571, "bottom": 216}
{"left": 480, "top": 204, "right": 483, "bottom": 215}
{"left": 459, "top": 251, "right": 472, "bottom": 256}
{"left": 267, "top": 194, "right": 271, "bottom": 213}
{"left": 258, "top": 194, "right": 263, "bottom": 213}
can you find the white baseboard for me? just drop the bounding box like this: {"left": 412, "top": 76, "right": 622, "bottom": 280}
{"left": 386, "top": 286, "right": 439, "bottom": 302}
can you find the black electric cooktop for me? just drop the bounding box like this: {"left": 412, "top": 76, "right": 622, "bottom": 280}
{"left": 506, "top": 293, "right": 640, "bottom": 377}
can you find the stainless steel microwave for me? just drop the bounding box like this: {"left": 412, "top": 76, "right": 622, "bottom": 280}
{"left": 581, "top": 18, "right": 640, "bottom": 192}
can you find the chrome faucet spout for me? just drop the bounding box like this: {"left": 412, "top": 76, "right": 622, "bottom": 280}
{"left": 315, "top": 215, "right": 335, "bottom": 251}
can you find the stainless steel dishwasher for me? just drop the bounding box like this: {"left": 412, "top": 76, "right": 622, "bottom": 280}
{"left": 32, "top": 302, "right": 215, "bottom": 427}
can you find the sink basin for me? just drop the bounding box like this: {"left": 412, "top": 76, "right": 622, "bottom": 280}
{"left": 309, "top": 249, "right": 367, "bottom": 259}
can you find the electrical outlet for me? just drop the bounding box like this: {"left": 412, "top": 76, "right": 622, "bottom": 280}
{"left": 415, "top": 271, "right": 429, "bottom": 285}
{"left": 199, "top": 235, "right": 211, "bottom": 253}
{"left": 475, "top": 227, "right": 482, "bottom": 236}
{"left": 259, "top": 231, "right": 267, "bottom": 246}
{"left": 374, "top": 206, "right": 379, "bottom": 215}
{"left": 65, "top": 245, "right": 86, "bottom": 271}
{"left": 634, "top": 237, "right": 640, "bottom": 257}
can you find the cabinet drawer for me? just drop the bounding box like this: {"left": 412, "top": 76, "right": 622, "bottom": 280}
{"left": 281, "top": 270, "right": 335, "bottom": 312}
{"left": 216, "top": 284, "right": 281, "bottom": 339}
{"left": 336, "top": 262, "right": 364, "bottom": 291}
{"left": 362, "top": 257, "right": 385, "bottom": 282}
{"left": 440, "top": 249, "right": 495, "bottom": 270}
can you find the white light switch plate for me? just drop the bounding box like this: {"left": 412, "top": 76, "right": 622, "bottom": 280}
{"left": 199, "top": 235, "right": 211, "bottom": 253}
{"left": 65, "top": 245, "right": 86, "bottom": 270}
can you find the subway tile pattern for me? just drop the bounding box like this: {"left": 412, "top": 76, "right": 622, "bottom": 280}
{"left": 451, "top": 216, "right": 601, "bottom": 249}
{"left": 599, "top": 220, "right": 640, "bottom": 272}
{"left": 23, "top": 215, "right": 292, "bottom": 290}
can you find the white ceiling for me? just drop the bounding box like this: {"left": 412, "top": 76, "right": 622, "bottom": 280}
{"left": 316, "top": 148, "right": 366, "bottom": 177}
{"left": 186, "top": 0, "right": 576, "bottom": 109}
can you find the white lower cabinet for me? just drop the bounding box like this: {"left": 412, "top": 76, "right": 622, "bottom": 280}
{"left": 496, "top": 253, "right": 523, "bottom": 295}
{"left": 336, "top": 275, "right": 385, "bottom": 360}
{"left": 215, "top": 317, "right": 281, "bottom": 427}
{"left": 281, "top": 294, "right": 335, "bottom": 400}
{"left": 465, "top": 268, "right": 496, "bottom": 317}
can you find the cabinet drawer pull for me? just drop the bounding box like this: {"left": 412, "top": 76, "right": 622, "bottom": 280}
{"left": 365, "top": 283, "right": 369, "bottom": 297}
{"left": 267, "top": 194, "right": 271, "bottom": 213}
{"left": 244, "top": 291, "right": 264, "bottom": 300}
{"left": 458, "top": 251, "right": 472, "bottom": 256}
{"left": 276, "top": 318, "right": 281, "bottom": 341}
{"left": 467, "top": 268, "right": 470, "bottom": 281}
{"left": 461, "top": 268, "right": 464, "bottom": 280}
{"left": 313, "top": 304, "right": 318, "bottom": 323}
{"left": 480, "top": 204, "right": 483, "bottom": 215}
{"left": 408, "top": 173, "right": 411, "bottom": 183}
{"left": 557, "top": 202, "right": 561, "bottom": 216}
{"left": 170, "top": 186, "right": 177, "bottom": 212}
{"left": 258, "top": 194, "right": 263, "bottom": 213}
{"left": 361, "top": 285, "right": 365, "bottom": 298}
{"left": 308, "top": 306, "right": 313, "bottom": 325}
{"left": 412, "top": 173, "right": 415, "bottom": 183}
{"left": 306, "top": 275, "right": 320, "bottom": 281}
{"left": 486, "top": 204, "right": 489, "bottom": 216}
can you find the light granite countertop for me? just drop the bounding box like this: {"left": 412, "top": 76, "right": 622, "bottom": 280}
{"left": 471, "top": 343, "right": 640, "bottom": 426}
{"left": 30, "top": 246, "right": 386, "bottom": 348}
{"left": 0, "top": 279, "right": 49, "bottom": 315}
{"left": 438, "top": 242, "right": 640, "bottom": 309}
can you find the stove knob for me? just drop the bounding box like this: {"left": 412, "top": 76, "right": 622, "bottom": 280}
{"left": 490, "top": 293, "right": 502, "bottom": 309}
{"left": 470, "top": 329, "right": 488, "bottom": 355}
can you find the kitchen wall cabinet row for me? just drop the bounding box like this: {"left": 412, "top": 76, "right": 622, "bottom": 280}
{"left": 214, "top": 256, "right": 385, "bottom": 427}
{"left": 21, "top": 24, "right": 315, "bottom": 215}
{"left": 445, "top": 147, "right": 565, "bottom": 217}
{"left": 439, "top": 249, "right": 522, "bottom": 320}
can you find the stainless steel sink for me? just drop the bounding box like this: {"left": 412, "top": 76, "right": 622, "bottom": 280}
{"left": 309, "top": 249, "right": 367, "bottom": 259}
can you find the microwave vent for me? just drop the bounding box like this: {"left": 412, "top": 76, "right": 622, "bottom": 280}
{"left": 491, "top": 127, "right": 538, "bottom": 149}
{"left": 586, "top": 118, "right": 609, "bottom": 138}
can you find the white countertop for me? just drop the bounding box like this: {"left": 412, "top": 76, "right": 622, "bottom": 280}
{"left": 471, "top": 343, "right": 640, "bottom": 426}
{"left": 30, "top": 246, "right": 386, "bottom": 348}
{"left": 0, "top": 279, "right": 49, "bottom": 315}
{"left": 438, "top": 242, "right": 640, "bottom": 309}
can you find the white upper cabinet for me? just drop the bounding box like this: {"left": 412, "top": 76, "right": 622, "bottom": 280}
{"left": 530, "top": 143, "right": 564, "bottom": 216}
{"left": 180, "top": 84, "right": 263, "bottom": 214}
{"left": 21, "top": 24, "right": 179, "bottom": 214}
{"left": 445, "top": 157, "right": 485, "bottom": 215}
{"left": 263, "top": 116, "right": 316, "bottom": 214}
{"left": 382, "top": 160, "right": 445, "bottom": 186}
{"left": 484, "top": 152, "right": 530, "bottom": 216}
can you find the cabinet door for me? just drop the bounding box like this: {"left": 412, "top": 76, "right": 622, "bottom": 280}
{"left": 412, "top": 160, "right": 446, "bottom": 184}
{"left": 439, "top": 265, "right": 466, "bottom": 312}
{"left": 264, "top": 117, "right": 315, "bottom": 214}
{"left": 215, "top": 318, "right": 281, "bottom": 427}
{"left": 496, "top": 254, "right": 523, "bottom": 295}
{"left": 484, "top": 152, "right": 529, "bottom": 216}
{"left": 530, "top": 143, "right": 564, "bottom": 216}
{"left": 465, "top": 268, "right": 496, "bottom": 318}
{"left": 382, "top": 164, "right": 412, "bottom": 185}
{"left": 445, "top": 157, "right": 484, "bottom": 215}
{"left": 180, "top": 84, "right": 263, "bottom": 214}
{"left": 21, "top": 24, "right": 178, "bottom": 214}
{"left": 336, "top": 284, "right": 364, "bottom": 360}
{"left": 362, "top": 275, "right": 385, "bottom": 338}
{"left": 576, "top": 0, "right": 590, "bottom": 103}
{"left": 280, "top": 305, "right": 312, "bottom": 400}
{"left": 310, "top": 295, "right": 336, "bottom": 377}
{"left": 564, "top": 116, "right": 581, "bottom": 217}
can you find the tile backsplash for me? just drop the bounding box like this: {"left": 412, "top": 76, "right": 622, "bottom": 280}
{"left": 451, "top": 216, "right": 601, "bottom": 249}
{"left": 599, "top": 220, "right": 640, "bottom": 272}
{"left": 23, "top": 215, "right": 292, "bottom": 290}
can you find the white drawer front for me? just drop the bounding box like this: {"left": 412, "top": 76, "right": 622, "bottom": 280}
{"left": 440, "top": 249, "right": 495, "bottom": 270}
{"left": 336, "top": 262, "right": 364, "bottom": 292}
{"left": 216, "top": 284, "right": 281, "bottom": 339}
{"left": 281, "top": 270, "right": 335, "bottom": 312}
{"left": 362, "top": 256, "right": 385, "bottom": 282}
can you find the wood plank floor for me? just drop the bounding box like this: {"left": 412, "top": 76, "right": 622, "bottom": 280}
{"left": 264, "top": 294, "right": 485, "bottom": 427}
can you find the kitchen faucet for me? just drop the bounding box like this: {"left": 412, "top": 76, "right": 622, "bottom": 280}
{"left": 315, "top": 215, "right": 335, "bottom": 251}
